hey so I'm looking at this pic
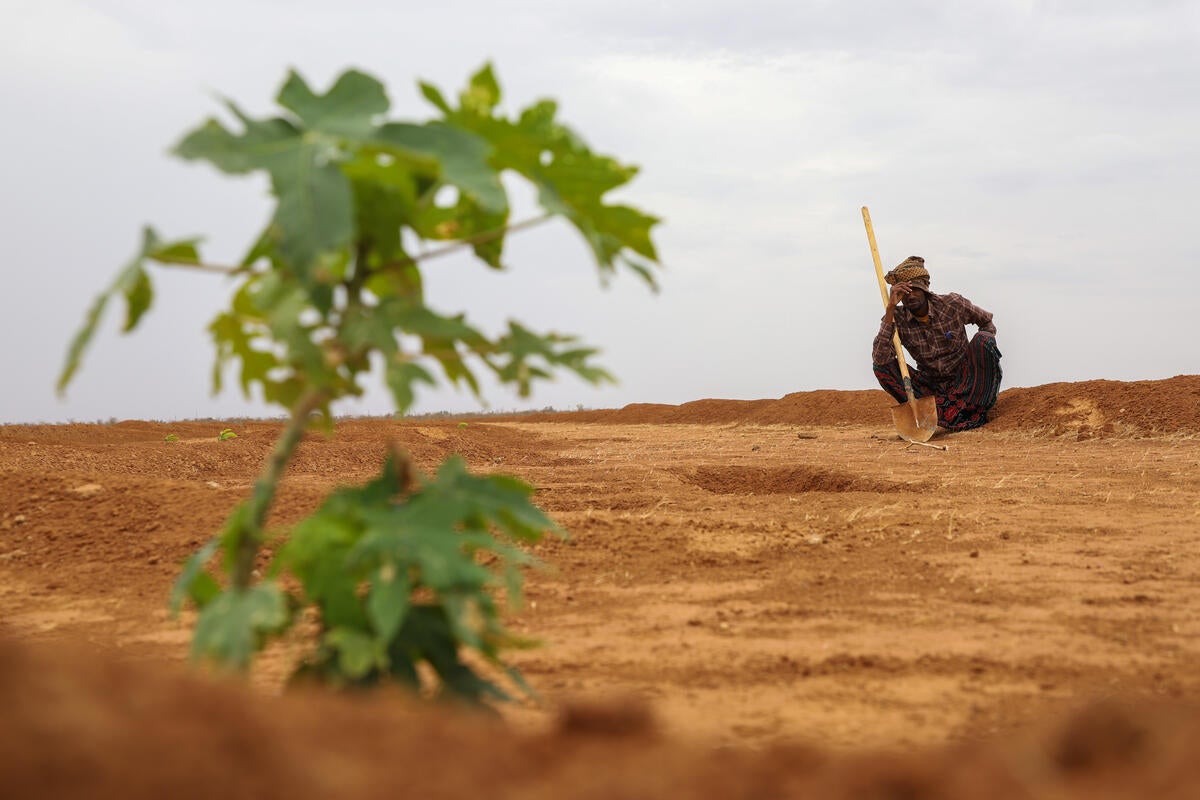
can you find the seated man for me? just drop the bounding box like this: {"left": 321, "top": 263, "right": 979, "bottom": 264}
{"left": 872, "top": 256, "right": 1002, "bottom": 431}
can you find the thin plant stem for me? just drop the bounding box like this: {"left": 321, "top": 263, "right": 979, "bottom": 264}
{"left": 231, "top": 388, "right": 326, "bottom": 589}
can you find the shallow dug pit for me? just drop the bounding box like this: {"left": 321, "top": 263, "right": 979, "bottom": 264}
{"left": 680, "top": 465, "right": 919, "bottom": 495}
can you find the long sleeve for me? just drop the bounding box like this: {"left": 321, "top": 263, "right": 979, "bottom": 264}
{"left": 962, "top": 297, "right": 996, "bottom": 335}
{"left": 872, "top": 318, "right": 897, "bottom": 365}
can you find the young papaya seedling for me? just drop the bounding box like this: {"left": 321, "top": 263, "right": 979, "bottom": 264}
{"left": 60, "top": 63, "right": 661, "bottom": 704}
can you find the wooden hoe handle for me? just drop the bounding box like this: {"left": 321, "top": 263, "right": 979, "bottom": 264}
{"left": 861, "top": 207, "right": 916, "bottom": 397}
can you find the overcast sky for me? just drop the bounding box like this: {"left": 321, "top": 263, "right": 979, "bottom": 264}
{"left": 2, "top": 0, "right": 1197, "bottom": 423}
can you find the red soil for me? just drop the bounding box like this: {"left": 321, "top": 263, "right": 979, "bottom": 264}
{"left": 2, "top": 375, "right": 1199, "bottom": 798}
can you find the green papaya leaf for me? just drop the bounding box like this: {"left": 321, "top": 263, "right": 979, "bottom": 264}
{"left": 148, "top": 237, "right": 204, "bottom": 265}
{"left": 396, "top": 306, "right": 489, "bottom": 344}
{"left": 187, "top": 572, "right": 223, "bottom": 610}
{"left": 489, "top": 322, "right": 614, "bottom": 396}
{"left": 384, "top": 359, "right": 437, "bottom": 414}
{"left": 621, "top": 256, "right": 661, "bottom": 292}
{"left": 118, "top": 268, "right": 153, "bottom": 334}
{"left": 400, "top": 607, "right": 510, "bottom": 704}
{"left": 440, "top": 593, "right": 483, "bottom": 649}
{"left": 57, "top": 226, "right": 202, "bottom": 394}
{"left": 339, "top": 308, "right": 393, "bottom": 360}
{"left": 349, "top": 174, "right": 411, "bottom": 264}
{"left": 376, "top": 122, "right": 507, "bottom": 215}
{"left": 239, "top": 225, "right": 277, "bottom": 268}
{"left": 501, "top": 663, "right": 540, "bottom": 703}
{"left": 324, "top": 627, "right": 384, "bottom": 679}
{"left": 191, "top": 582, "right": 290, "bottom": 670}
{"left": 174, "top": 93, "right": 355, "bottom": 282}
{"left": 169, "top": 536, "right": 221, "bottom": 614}
{"left": 462, "top": 63, "right": 502, "bottom": 114}
{"left": 58, "top": 293, "right": 111, "bottom": 396}
{"left": 270, "top": 145, "right": 355, "bottom": 284}
{"left": 367, "top": 563, "right": 411, "bottom": 641}
{"left": 424, "top": 69, "right": 662, "bottom": 285}
{"left": 418, "top": 80, "right": 452, "bottom": 114}
{"left": 208, "top": 308, "right": 280, "bottom": 399}
{"left": 174, "top": 109, "right": 299, "bottom": 176}
{"left": 586, "top": 203, "right": 660, "bottom": 262}
{"left": 426, "top": 456, "right": 562, "bottom": 542}
{"left": 277, "top": 69, "right": 389, "bottom": 139}
{"left": 282, "top": 512, "right": 360, "bottom": 571}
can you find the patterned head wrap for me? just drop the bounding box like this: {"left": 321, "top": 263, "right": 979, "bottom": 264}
{"left": 884, "top": 256, "right": 930, "bottom": 290}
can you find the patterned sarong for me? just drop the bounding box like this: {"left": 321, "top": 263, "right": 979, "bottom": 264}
{"left": 872, "top": 332, "right": 1002, "bottom": 431}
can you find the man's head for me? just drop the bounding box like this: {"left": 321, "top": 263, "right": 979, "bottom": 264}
{"left": 885, "top": 256, "right": 930, "bottom": 313}
{"left": 885, "top": 256, "right": 930, "bottom": 291}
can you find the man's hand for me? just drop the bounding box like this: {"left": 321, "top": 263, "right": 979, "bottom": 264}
{"left": 889, "top": 281, "right": 914, "bottom": 307}
{"left": 883, "top": 281, "right": 912, "bottom": 324}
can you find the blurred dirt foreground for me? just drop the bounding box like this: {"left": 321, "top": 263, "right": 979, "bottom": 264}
{"left": 2, "top": 376, "right": 1199, "bottom": 799}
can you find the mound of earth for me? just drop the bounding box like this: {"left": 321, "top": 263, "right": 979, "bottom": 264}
{"left": 3, "top": 633, "right": 1199, "bottom": 800}
{"left": 988, "top": 376, "right": 1200, "bottom": 437}
{"left": 518, "top": 375, "right": 1200, "bottom": 436}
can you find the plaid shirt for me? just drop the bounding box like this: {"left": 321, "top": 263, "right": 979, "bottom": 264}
{"left": 872, "top": 292, "right": 996, "bottom": 379}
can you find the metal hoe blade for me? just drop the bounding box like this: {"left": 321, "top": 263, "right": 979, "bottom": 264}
{"left": 890, "top": 395, "right": 939, "bottom": 443}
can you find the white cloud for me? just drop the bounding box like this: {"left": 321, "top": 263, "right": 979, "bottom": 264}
{"left": 0, "top": 0, "right": 189, "bottom": 90}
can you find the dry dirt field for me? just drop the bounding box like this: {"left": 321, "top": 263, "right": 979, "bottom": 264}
{"left": 2, "top": 375, "right": 1199, "bottom": 798}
